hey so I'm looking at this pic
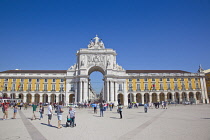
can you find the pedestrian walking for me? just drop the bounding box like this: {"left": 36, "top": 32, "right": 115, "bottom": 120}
{"left": 57, "top": 101, "right": 64, "bottom": 129}
{"left": 2, "top": 102, "right": 9, "bottom": 120}
{"left": 118, "top": 104, "right": 123, "bottom": 119}
{"left": 12, "top": 104, "right": 18, "bottom": 119}
{"left": 93, "top": 103, "right": 97, "bottom": 114}
{"left": 31, "top": 103, "right": 37, "bottom": 120}
{"left": 39, "top": 105, "right": 44, "bottom": 120}
{"left": 47, "top": 102, "right": 53, "bottom": 126}
{"left": 109, "top": 103, "right": 112, "bottom": 111}
{"left": 144, "top": 103, "right": 148, "bottom": 113}
{"left": 24, "top": 103, "right": 28, "bottom": 110}
{"left": 99, "top": 103, "right": 104, "bottom": 117}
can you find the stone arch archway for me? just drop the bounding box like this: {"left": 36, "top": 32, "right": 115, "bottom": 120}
{"left": 118, "top": 94, "right": 124, "bottom": 105}
{"left": 167, "top": 92, "right": 172, "bottom": 102}
{"left": 174, "top": 92, "right": 180, "bottom": 103}
{"left": 159, "top": 93, "right": 165, "bottom": 101}
{"left": 152, "top": 93, "right": 157, "bottom": 103}
{"left": 144, "top": 93, "right": 149, "bottom": 103}
{"left": 182, "top": 92, "right": 187, "bottom": 102}
{"left": 196, "top": 92, "right": 201, "bottom": 103}
{"left": 18, "top": 93, "right": 24, "bottom": 101}
{"left": 35, "top": 94, "right": 40, "bottom": 103}
{"left": 3, "top": 93, "right": 8, "bottom": 98}
{"left": 189, "top": 92, "right": 195, "bottom": 103}
{"left": 51, "top": 94, "right": 56, "bottom": 103}
{"left": 69, "top": 94, "right": 75, "bottom": 103}
{"left": 59, "top": 94, "right": 64, "bottom": 103}
{"left": 136, "top": 93, "right": 142, "bottom": 103}
{"left": 43, "top": 94, "right": 48, "bottom": 103}
{"left": 128, "top": 93, "right": 134, "bottom": 104}
{"left": 26, "top": 94, "right": 32, "bottom": 103}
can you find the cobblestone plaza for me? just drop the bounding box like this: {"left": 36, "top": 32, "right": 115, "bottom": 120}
{"left": 0, "top": 104, "right": 210, "bottom": 140}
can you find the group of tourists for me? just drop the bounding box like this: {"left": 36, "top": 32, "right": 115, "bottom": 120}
{"left": 92, "top": 102, "right": 123, "bottom": 118}
{"left": 31, "top": 101, "right": 76, "bottom": 129}
{"left": 1, "top": 101, "right": 23, "bottom": 120}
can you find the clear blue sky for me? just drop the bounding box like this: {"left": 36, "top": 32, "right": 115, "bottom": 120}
{"left": 0, "top": 0, "right": 210, "bottom": 93}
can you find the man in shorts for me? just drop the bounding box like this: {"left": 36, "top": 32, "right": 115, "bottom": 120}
{"left": 31, "top": 102, "right": 37, "bottom": 120}
{"left": 48, "top": 102, "right": 53, "bottom": 126}
{"left": 57, "top": 101, "right": 64, "bottom": 129}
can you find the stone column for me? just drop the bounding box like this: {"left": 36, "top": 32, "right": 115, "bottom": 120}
{"left": 134, "top": 94, "right": 136, "bottom": 103}
{"left": 149, "top": 94, "right": 152, "bottom": 103}
{"left": 23, "top": 94, "right": 27, "bottom": 103}
{"left": 114, "top": 82, "right": 118, "bottom": 103}
{"left": 40, "top": 95, "right": 43, "bottom": 103}
{"left": 107, "top": 81, "right": 110, "bottom": 102}
{"left": 157, "top": 93, "right": 160, "bottom": 102}
{"left": 83, "top": 80, "right": 88, "bottom": 103}
{"left": 110, "top": 81, "right": 115, "bottom": 103}
{"left": 165, "top": 95, "right": 167, "bottom": 101}
{"left": 186, "top": 92, "right": 189, "bottom": 101}
{"left": 32, "top": 95, "right": 35, "bottom": 103}
{"left": 56, "top": 95, "right": 59, "bottom": 103}
{"left": 65, "top": 93, "right": 69, "bottom": 105}
{"left": 202, "top": 77, "right": 209, "bottom": 103}
{"left": 79, "top": 81, "right": 83, "bottom": 103}
{"left": 142, "top": 93, "right": 145, "bottom": 104}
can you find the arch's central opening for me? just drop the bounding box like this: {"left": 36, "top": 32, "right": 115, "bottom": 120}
{"left": 88, "top": 66, "right": 104, "bottom": 102}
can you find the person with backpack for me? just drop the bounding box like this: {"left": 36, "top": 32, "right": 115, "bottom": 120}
{"left": 39, "top": 105, "right": 44, "bottom": 120}
{"left": 57, "top": 101, "right": 64, "bottom": 129}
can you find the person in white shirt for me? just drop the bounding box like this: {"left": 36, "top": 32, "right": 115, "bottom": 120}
{"left": 69, "top": 107, "right": 76, "bottom": 127}
{"left": 48, "top": 102, "right": 53, "bottom": 126}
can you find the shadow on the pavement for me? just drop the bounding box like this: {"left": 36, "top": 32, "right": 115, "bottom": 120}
{"left": 93, "top": 115, "right": 101, "bottom": 117}
{"left": 201, "top": 118, "right": 210, "bottom": 119}
{"left": 41, "top": 123, "right": 57, "bottom": 128}
{"left": 138, "top": 112, "right": 145, "bottom": 113}
{"left": 110, "top": 117, "right": 120, "bottom": 119}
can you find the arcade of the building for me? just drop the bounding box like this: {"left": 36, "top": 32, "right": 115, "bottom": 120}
{"left": 0, "top": 36, "right": 209, "bottom": 106}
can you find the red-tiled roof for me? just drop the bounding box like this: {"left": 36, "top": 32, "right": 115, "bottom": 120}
{"left": 0, "top": 70, "right": 67, "bottom": 73}
{"left": 126, "top": 70, "right": 190, "bottom": 73}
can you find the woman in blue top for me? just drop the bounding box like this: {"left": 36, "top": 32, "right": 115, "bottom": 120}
{"left": 12, "top": 104, "right": 18, "bottom": 119}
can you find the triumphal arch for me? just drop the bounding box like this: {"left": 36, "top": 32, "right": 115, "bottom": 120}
{"left": 66, "top": 35, "right": 127, "bottom": 105}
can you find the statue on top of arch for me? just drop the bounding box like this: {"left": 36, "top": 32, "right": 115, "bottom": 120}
{"left": 88, "top": 35, "right": 105, "bottom": 49}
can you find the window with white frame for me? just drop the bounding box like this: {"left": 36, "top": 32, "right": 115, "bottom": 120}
{"left": 144, "top": 84, "right": 148, "bottom": 90}
{"left": 137, "top": 84, "right": 140, "bottom": 91}
{"left": 36, "top": 84, "right": 39, "bottom": 91}
{"left": 70, "top": 84, "right": 74, "bottom": 91}
{"left": 160, "top": 83, "right": 163, "bottom": 90}
{"left": 129, "top": 84, "right": 132, "bottom": 91}
{"left": 52, "top": 84, "right": 56, "bottom": 91}
{"left": 28, "top": 84, "right": 31, "bottom": 91}
{"left": 167, "top": 83, "right": 171, "bottom": 90}
{"left": 118, "top": 84, "right": 122, "bottom": 91}
{"left": 60, "top": 84, "right": 64, "bottom": 91}
{"left": 12, "top": 84, "right": 16, "bottom": 91}
{"left": 44, "top": 84, "right": 47, "bottom": 91}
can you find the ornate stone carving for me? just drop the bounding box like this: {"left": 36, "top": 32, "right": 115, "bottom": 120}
{"left": 87, "top": 35, "right": 105, "bottom": 49}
